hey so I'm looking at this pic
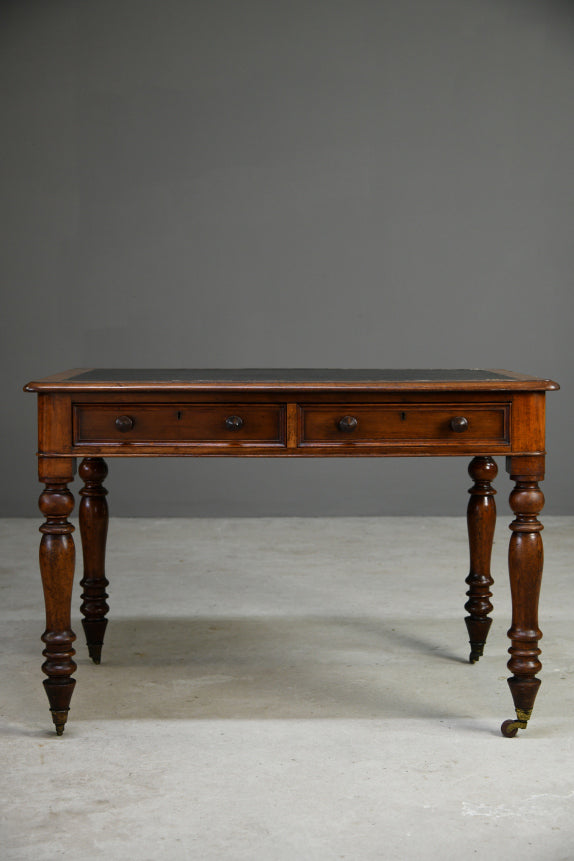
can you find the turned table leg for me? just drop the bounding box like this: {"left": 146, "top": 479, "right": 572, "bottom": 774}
{"left": 501, "top": 456, "right": 545, "bottom": 738}
{"left": 465, "top": 456, "right": 497, "bottom": 663}
{"left": 38, "top": 458, "right": 77, "bottom": 735}
{"left": 79, "top": 458, "right": 109, "bottom": 664}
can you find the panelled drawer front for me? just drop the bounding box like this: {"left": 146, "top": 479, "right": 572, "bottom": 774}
{"left": 74, "top": 404, "right": 286, "bottom": 445}
{"left": 300, "top": 404, "right": 509, "bottom": 445}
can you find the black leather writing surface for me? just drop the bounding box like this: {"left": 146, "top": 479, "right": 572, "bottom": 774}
{"left": 71, "top": 368, "right": 516, "bottom": 383}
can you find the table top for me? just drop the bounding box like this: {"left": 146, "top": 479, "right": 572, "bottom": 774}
{"left": 25, "top": 368, "right": 559, "bottom": 392}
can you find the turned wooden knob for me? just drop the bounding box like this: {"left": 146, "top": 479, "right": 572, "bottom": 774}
{"left": 450, "top": 416, "right": 469, "bottom": 433}
{"left": 338, "top": 415, "right": 358, "bottom": 432}
{"left": 225, "top": 415, "right": 244, "bottom": 430}
{"left": 115, "top": 415, "right": 135, "bottom": 432}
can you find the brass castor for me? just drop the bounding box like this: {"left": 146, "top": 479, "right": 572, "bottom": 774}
{"left": 50, "top": 709, "right": 69, "bottom": 736}
{"left": 500, "top": 708, "right": 532, "bottom": 738}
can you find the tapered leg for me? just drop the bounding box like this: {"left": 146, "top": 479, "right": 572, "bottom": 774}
{"left": 465, "top": 456, "right": 497, "bottom": 662}
{"left": 38, "top": 458, "right": 77, "bottom": 735}
{"left": 501, "top": 456, "right": 545, "bottom": 737}
{"left": 79, "top": 458, "right": 109, "bottom": 664}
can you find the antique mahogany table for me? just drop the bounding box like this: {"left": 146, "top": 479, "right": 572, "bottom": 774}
{"left": 24, "top": 368, "right": 559, "bottom": 737}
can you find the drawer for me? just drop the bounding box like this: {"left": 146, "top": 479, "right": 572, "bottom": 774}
{"left": 299, "top": 404, "right": 509, "bottom": 446}
{"left": 74, "top": 403, "right": 286, "bottom": 446}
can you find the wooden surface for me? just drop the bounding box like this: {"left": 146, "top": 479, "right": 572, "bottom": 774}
{"left": 24, "top": 369, "right": 559, "bottom": 737}
{"left": 465, "top": 457, "right": 498, "bottom": 663}
{"left": 24, "top": 368, "right": 559, "bottom": 392}
{"left": 31, "top": 389, "right": 538, "bottom": 459}
{"left": 299, "top": 404, "right": 508, "bottom": 445}
{"left": 75, "top": 403, "right": 286, "bottom": 445}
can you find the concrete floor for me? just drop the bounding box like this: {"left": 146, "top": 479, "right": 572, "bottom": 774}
{"left": 1, "top": 516, "right": 573, "bottom": 860}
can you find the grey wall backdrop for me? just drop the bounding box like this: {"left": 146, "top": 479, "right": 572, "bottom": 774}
{"left": 2, "top": 0, "right": 572, "bottom": 517}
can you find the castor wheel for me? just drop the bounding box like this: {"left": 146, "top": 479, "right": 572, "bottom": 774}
{"left": 500, "top": 719, "right": 520, "bottom": 738}
{"left": 500, "top": 707, "right": 532, "bottom": 737}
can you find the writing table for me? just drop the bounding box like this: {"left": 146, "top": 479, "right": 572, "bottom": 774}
{"left": 24, "top": 368, "right": 559, "bottom": 736}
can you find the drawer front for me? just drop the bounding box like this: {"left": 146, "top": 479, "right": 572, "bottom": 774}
{"left": 74, "top": 403, "right": 286, "bottom": 446}
{"left": 300, "top": 404, "right": 509, "bottom": 446}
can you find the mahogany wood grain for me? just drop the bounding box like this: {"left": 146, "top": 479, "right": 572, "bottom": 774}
{"left": 38, "top": 457, "right": 77, "bottom": 736}
{"left": 34, "top": 389, "right": 529, "bottom": 459}
{"left": 300, "top": 404, "right": 508, "bottom": 446}
{"left": 465, "top": 457, "right": 497, "bottom": 663}
{"left": 501, "top": 456, "right": 546, "bottom": 737}
{"left": 510, "top": 393, "right": 546, "bottom": 454}
{"left": 286, "top": 403, "right": 299, "bottom": 449}
{"left": 79, "top": 458, "right": 109, "bottom": 664}
{"left": 23, "top": 370, "right": 559, "bottom": 736}
{"left": 74, "top": 403, "right": 286, "bottom": 446}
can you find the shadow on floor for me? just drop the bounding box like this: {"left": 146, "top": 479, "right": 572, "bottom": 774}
{"left": 60, "top": 615, "right": 493, "bottom": 723}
